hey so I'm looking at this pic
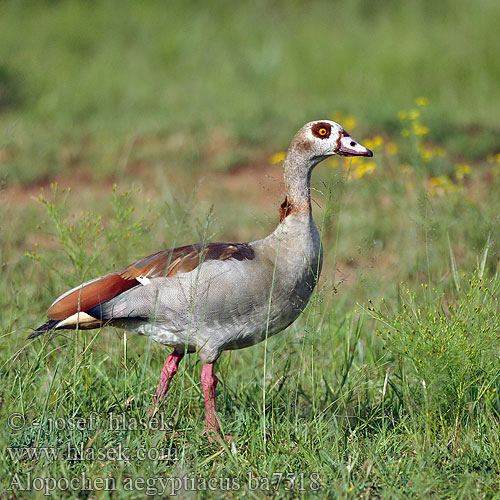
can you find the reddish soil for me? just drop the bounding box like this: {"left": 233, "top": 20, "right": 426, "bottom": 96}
{"left": 1, "top": 154, "right": 285, "bottom": 214}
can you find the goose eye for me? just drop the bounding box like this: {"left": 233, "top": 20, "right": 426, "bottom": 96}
{"left": 311, "top": 123, "right": 331, "bottom": 138}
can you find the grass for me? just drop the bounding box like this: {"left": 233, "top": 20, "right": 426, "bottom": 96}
{"left": 1, "top": 1, "right": 500, "bottom": 498}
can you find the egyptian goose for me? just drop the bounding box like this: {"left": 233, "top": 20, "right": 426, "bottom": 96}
{"left": 31, "top": 120, "right": 373, "bottom": 435}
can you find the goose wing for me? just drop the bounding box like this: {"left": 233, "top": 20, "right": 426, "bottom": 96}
{"left": 30, "top": 242, "right": 254, "bottom": 337}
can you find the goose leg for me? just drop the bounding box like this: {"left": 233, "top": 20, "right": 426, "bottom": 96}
{"left": 153, "top": 350, "right": 184, "bottom": 406}
{"left": 201, "top": 363, "right": 219, "bottom": 434}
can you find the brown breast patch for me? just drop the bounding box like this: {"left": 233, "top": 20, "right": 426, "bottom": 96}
{"left": 279, "top": 196, "right": 294, "bottom": 223}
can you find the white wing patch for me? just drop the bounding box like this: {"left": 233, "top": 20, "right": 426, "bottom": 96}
{"left": 57, "top": 311, "right": 101, "bottom": 329}
{"left": 136, "top": 276, "right": 152, "bottom": 286}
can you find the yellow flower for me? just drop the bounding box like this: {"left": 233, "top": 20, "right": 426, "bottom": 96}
{"left": 386, "top": 142, "right": 399, "bottom": 155}
{"left": 330, "top": 111, "right": 356, "bottom": 130}
{"left": 269, "top": 152, "right": 286, "bottom": 164}
{"left": 408, "top": 109, "right": 420, "bottom": 121}
{"left": 412, "top": 122, "right": 429, "bottom": 136}
{"left": 415, "top": 97, "right": 430, "bottom": 107}
{"left": 455, "top": 164, "right": 471, "bottom": 180}
{"left": 328, "top": 157, "right": 340, "bottom": 168}
{"left": 363, "top": 135, "right": 384, "bottom": 151}
{"left": 342, "top": 156, "right": 369, "bottom": 179}
{"left": 428, "top": 175, "right": 462, "bottom": 196}
{"left": 343, "top": 156, "right": 362, "bottom": 171}
{"left": 352, "top": 161, "right": 376, "bottom": 179}
{"left": 420, "top": 144, "right": 446, "bottom": 162}
{"left": 398, "top": 111, "right": 408, "bottom": 121}
{"left": 343, "top": 115, "right": 356, "bottom": 130}
{"left": 401, "top": 129, "right": 410, "bottom": 137}
{"left": 486, "top": 152, "right": 500, "bottom": 175}
{"left": 421, "top": 148, "right": 433, "bottom": 162}
{"left": 429, "top": 176, "right": 450, "bottom": 187}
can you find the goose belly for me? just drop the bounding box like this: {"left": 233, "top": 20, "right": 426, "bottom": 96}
{"left": 122, "top": 257, "right": 318, "bottom": 358}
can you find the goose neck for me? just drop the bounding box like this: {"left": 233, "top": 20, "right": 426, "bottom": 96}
{"left": 282, "top": 154, "right": 315, "bottom": 217}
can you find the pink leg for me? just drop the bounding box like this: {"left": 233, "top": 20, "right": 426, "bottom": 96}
{"left": 153, "top": 350, "right": 184, "bottom": 406}
{"left": 201, "top": 363, "right": 219, "bottom": 434}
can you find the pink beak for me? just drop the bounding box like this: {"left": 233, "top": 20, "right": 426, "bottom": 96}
{"left": 337, "top": 131, "right": 373, "bottom": 157}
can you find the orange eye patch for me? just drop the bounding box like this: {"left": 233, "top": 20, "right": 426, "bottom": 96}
{"left": 311, "top": 122, "right": 331, "bottom": 139}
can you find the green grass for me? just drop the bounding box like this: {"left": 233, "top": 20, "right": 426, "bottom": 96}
{"left": 1, "top": 1, "right": 500, "bottom": 498}
{"left": 2, "top": 120, "right": 500, "bottom": 497}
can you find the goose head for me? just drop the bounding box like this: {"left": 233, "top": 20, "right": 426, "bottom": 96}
{"left": 280, "top": 119, "right": 374, "bottom": 218}
{"left": 287, "top": 120, "right": 373, "bottom": 168}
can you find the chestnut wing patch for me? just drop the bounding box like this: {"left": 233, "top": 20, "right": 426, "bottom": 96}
{"left": 47, "top": 242, "right": 255, "bottom": 321}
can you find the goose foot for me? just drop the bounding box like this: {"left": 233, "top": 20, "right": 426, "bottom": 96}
{"left": 148, "top": 349, "right": 184, "bottom": 415}
{"left": 202, "top": 429, "right": 234, "bottom": 443}
{"left": 201, "top": 363, "right": 220, "bottom": 440}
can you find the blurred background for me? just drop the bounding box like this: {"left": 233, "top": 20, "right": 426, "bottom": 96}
{"left": 1, "top": 0, "right": 499, "bottom": 184}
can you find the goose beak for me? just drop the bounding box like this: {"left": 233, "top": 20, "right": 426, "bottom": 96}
{"left": 337, "top": 131, "right": 373, "bottom": 157}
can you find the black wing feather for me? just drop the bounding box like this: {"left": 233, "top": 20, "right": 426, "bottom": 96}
{"left": 27, "top": 320, "right": 60, "bottom": 339}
